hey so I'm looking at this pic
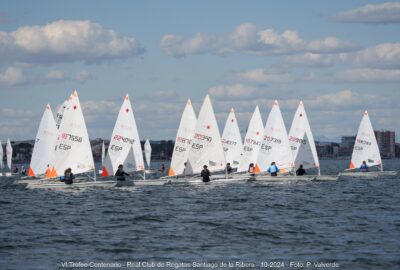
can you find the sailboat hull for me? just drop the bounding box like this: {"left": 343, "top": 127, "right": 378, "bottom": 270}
{"left": 339, "top": 171, "right": 397, "bottom": 178}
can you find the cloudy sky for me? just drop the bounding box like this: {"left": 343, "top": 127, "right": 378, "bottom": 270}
{"left": 0, "top": 0, "right": 399, "bottom": 142}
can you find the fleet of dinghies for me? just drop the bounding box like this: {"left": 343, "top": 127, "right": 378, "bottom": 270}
{"left": 4, "top": 89, "right": 397, "bottom": 188}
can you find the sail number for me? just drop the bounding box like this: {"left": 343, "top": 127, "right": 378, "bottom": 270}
{"left": 288, "top": 136, "right": 306, "bottom": 144}
{"left": 222, "top": 139, "right": 237, "bottom": 146}
{"left": 264, "top": 136, "right": 281, "bottom": 144}
{"left": 113, "top": 134, "right": 135, "bottom": 144}
{"left": 110, "top": 145, "right": 123, "bottom": 151}
{"left": 194, "top": 133, "right": 212, "bottom": 142}
{"left": 61, "top": 133, "right": 82, "bottom": 142}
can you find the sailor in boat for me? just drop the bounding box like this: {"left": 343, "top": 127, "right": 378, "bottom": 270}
{"left": 248, "top": 163, "right": 255, "bottom": 176}
{"left": 64, "top": 168, "right": 75, "bottom": 185}
{"left": 360, "top": 161, "right": 369, "bottom": 172}
{"left": 159, "top": 164, "right": 165, "bottom": 174}
{"left": 13, "top": 165, "right": 19, "bottom": 174}
{"left": 21, "top": 166, "right": 27, "bottom": 176}
{"left": 296, "top": 164, "right": 306, "bottom": 176}
{"left": 226, "top": 163, "right": 233, "bottom": 174}
{"left": 115, "top": 164, "right": 130, "bottom": 181}
{"left": 267, "top": 162, "right": 279, "bottom": 177}
{"left": 201, "top": 165, "right": 211, "bottom": 182}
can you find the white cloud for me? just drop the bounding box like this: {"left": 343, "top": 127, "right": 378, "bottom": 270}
{"left": 340, "top": 43, "right": 400, "bottom": 68}
{"left": 234, "top": 69, "right": 292, "bottom": 84}
{"left": 45, "top": 70, "right": 67, "bottom": 81}
{"left": 208, "top": 84, "right": 263, "bottom": 100}
{"left": 160, "top": 33, "right": 213, "bottom": 57}
{"left": 286, "top": 53, "right": 334, "bottom": 67}
{"left": 160, "top": 23, "right": 357, "bottom": 57}
{"left": 0, "top": 20, "right": 145, "bottom": 65}
{"left": 0, "top": 67, "right": 25, "bottom": 86}
{"left": 332, "top": 2, "right": 400, "bottom": 24}
{"left": 75, "top": 70, "right": 92, "bottom": 82}
{"left": 336, "top": 68, "right": 400, "bottom": 82}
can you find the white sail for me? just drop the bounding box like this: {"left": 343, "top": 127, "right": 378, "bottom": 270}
{"left": 28, "top": 104, "right": 58, "bottom": 177}
{"left": 168, "top": 99, "right": 197, "bottom": 176}
{"left": 52, "top": 90, "right": 95, "bottom": 176}
{"left": 55, "top": 100, "right": 68, "bottom": 129}
{"left": 102, "top": 94, "right": 144, "bottom": 176}
{"left": 144, "top": 139, "right": 152, "bottom": 169}
{"left": 237, "top": 106, "right": 264, "bottom": 172}
{"left": 288, "top": 101, "right": 320, "bottom": 172}
{"left": 255, "top": 100, "right": 294, "bottom": 173}
{"left": 6, "top": 138, "right": 12, "bottom": 171}
{"left": 349, "top": 111, "right": 382, "bottom": 170}
{"left": 0, "top": 140, "right": 3, "bottom": 170}
{"left": 221, "top": 108, "right": 243, "bottom": 168}
{"left": 123, "top": 146, "right": 137, "bottom": 173}
{"left": 186, "top": 95, "right": 225, "bottom": 174}
{"left": 101, "top": 141, "right": 105, "bottom": 168}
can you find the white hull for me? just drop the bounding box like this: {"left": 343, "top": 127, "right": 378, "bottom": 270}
{"left": 26, "top": 180, "right": 117, "bottom": 189}
{"left": 339, "top": 171, "right": 397, "bottom": 178}
{"left": 252, "top": 174, "right": 316, "bottom": 181}
{"left": 167, "top": 176, "right": 249, "bottom": 185}
{"left": 314, "top": 175, "right": 339, "bottom": 181}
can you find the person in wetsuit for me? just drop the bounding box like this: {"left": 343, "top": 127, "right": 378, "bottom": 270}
{"left": 267, "top": 162, "right": 279, "bottom": 176}
{"left": 115, "top": 164, "right": 130, "bottom": 181}
{"left": 201, "top": 165, "right": 211, "bottom": 182}
{"left": 64, "top": 168, "right": 75, "bottom": 185}
{"left": 296, "top": 164, "right": 306, "bottom": 176}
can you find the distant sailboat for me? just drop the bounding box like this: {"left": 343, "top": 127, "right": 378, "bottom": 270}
{"left": 144, "top": 139, "right": 152, "bottom": 170}
{"left": 288, "top": 101, "right": 320, "bottom": 176}
{"left": 237, "top": 106, "right": 264, "bottom": 172}
{"left": 102, "top": 94, "right": 144, "bottom": 177}
{"left": 255, "top": 100, "right": 294, "bottom": 174}
{"left": 6, "top": 139, "right": 12, "bottom": 173}
{"left": 28, "top": 104, "right": 58, "bottom": 177}
{"left": 221, "top": 108, "right": 243, "bottom": 169}
{"left": 101, "top": 141, "right": 106, "bottom": 168}
{"left": 186, "top": 95, "right": 225, "bottom": 174}
{"left": 168, "top": 99, "right": 197, "bottom": 177}
{"left": 0, "top": 140, "right": 3, "bottom": 172}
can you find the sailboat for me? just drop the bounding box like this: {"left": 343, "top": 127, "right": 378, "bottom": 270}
{"left": 185, "top": 95, "right": 225, "bottom": 174}
{"left": 27, "top": 90, "right": 116, "bottom": 189}
{"left": 27, "top": 104, "right": 58, "bottom": 178}
{"left": 254, "top": 100, "right": 305, "bottom": 181}
{"left": 237, "top": 106, "right": 264, "bottom": 173}
{"left": 98, "top": 141, "right": 106, "bottom": 174}
{"left": 170, "top": 95, "right": 248, "bottom": 185}
{"left": 55, "top": 100, "right": 68, "bottom": 129}
{"left": 0, "top": 140, "right": 3, "bottom": 176}
{"left": 288, "top": 101, "right": 328, "bottom": 179}
{"left": 340, "top": 111, "right": 397, "bottom": 178}
{"left": 221, "top": 108, "right": 243, "bottom": 169}
{"left": 102, "top": 94, "right": 144, "bottom": 178}
{"left": 144, "top": 139, "right": 152, "bottom": 172}
{"left": 5, "top": 139, "right": 13, "bottom": 176}
{"left": 168, "top": 99, "right": 197, "bottom": 177}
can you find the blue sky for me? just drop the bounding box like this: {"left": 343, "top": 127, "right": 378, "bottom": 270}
{"left": 0, "top": 0, "right": 399, "bottom": 142}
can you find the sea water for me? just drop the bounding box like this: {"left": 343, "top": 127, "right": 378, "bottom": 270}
{"left": 0, "top": 160, "right": 399, "bottom": 270}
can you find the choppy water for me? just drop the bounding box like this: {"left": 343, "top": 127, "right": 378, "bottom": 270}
{"left": 0, "top": 160, "right": 400, "bottom": 270}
